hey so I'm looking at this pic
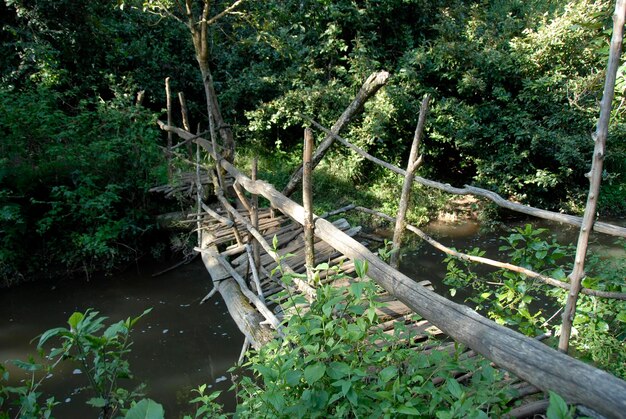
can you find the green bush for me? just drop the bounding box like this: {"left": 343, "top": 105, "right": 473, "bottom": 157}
{"left": 187, "top": 261, "right": 513, "bottom": 418}
{"left": 0, "top": 84, "right": 167, "bottom": 285}
{"left": 443, "top": 225, "right": 626, "bottom": 379}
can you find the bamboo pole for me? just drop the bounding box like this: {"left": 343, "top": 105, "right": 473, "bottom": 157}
{"left": 213, "top": 173, "right": 243, "bottom": 246}
{"left": 178, "top": 91, "right": 193, "bottom": 159}
{"left": 303, "top": 128, "right": 316, "bottom": 283}
{"left": 390, "top": 94, "right": 430, "bottom": 268}
{"left": 558, "top": 0, "right": 626, "bottom": 352}
{"left": 165, "top": 77, "right": 173, "bottom": 180}
{"left": 301, "top": 117, "right": 626, "bottom": 239}
{"left": 195, "top": 126, "right": 202, "bottom": 246}
{"left": 251, "top": 158, "right": 261, "bottom": 273}
{"left": 246, "top": 244, "right": 264, "bottom": 303}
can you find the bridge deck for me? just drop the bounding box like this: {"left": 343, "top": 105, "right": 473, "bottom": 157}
{"left": 196, "top": 206, "right": 544, "bottom": 417}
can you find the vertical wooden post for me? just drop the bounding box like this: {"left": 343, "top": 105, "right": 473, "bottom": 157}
{"left": 390, "top": 94, "right": 430, "bottom": 268}
{"left": 558, "top": 0, "right": 626, "bottom": 352}
{"left": 195, "top": 125, "right": 203, "bottom": 246}
{"left": 165, "top": 77, "right": 173, "bottom": 180}
{"left": 178, "top": 91, "right": 193, "bottom": 159}
{"left": 251, "top": 158, "right": 261, "bottom": 272}
{"left": 303, "top": 128, "right": 316, "bottom": 283}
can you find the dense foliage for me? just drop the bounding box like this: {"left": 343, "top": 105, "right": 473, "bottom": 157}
{"left": 1, "top": 0, "right": 625, "bottom": 283}
{"left": 0, "top": 0, "right": 190, "bottom": 284}
{"left": 216, "top": 270, "right": 512, "bottom": 417}
{"left": 443, "top": 225, "right": 626, "bottom": 380}
{"left": 210, "top": 0, "right": 625, "bottom": 212}
{"left": 0, "top": 86, "right": 166, "bottom": 285}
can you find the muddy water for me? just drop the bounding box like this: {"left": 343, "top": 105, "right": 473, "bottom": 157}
{"left": 0, "top": 259, "right": 243, "bottom": 417}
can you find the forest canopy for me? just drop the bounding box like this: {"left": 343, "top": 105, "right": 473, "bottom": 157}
{"left": 0, "top": 0, "right": 624, "bottom": 284}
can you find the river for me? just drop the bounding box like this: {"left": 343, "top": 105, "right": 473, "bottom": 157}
{"left": 0, "top": 259, "right": 243, "bottom": 417}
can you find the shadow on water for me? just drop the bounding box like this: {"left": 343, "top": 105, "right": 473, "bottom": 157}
{"left": 0, "top": 259, "right": 243, "bottom": 417}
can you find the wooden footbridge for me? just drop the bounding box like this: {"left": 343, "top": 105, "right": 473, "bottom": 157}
{"left": 154, "top": 119, "right": 626, "bottom": 418}
{"left": 152, "top": 5, "right": 626, "bottom": 415}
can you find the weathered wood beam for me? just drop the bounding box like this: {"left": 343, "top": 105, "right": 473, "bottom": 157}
{"left": 302, "top": 117, "right": 626, "bottom": 239}
{"left": 198, "top": 236, "right": 273, "bottom": 350}
{"left": 282, "top": 71, "right": 390, "bottom": 197}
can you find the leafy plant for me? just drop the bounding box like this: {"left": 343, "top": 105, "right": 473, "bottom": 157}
{"left": 443, "top": 224, "right": 626, "bottom": 379}
{"left": 0, "top": 309, "right": 161, "bottom": 419}
{"left": 188, "top": 260, "right": 513, "bottom": 417}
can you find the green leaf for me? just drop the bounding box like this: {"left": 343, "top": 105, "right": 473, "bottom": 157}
{"left": 304, "top": 363, "right": 326, "bottom": 385}
{"left": 379, "top": 366, "right": 398, "bottom": 383}
{"left": 67, "top": 312, "right": 84, "bottom": 330}
{"left": 354, "top": 260, "right": 368, "bottom": 279}
{"left": 446, "top": 379, "right": 463, "bottom": 399}
{"left": 285, "top": 370, "right": 302, "bottom": 386}
{"left": 327, "top": 362, "right": 351, "bottom": 379}
{"left": 349, "top": 282, "right": 366, "bottom": 299}
{"left": 104, "top": 321, "right": 127, "bottom": 339}
{"left": 546, "top": 391, "right": 569, "bottom": 419}
{"left": 11, "top": 359, "right": 43, "bottom": 372}
{"left": 129, "top": 308, "right": 153, "bottom": 328}
{"left": 616, "top": 311, "right": 626, "bottom": 323}
{"left": 124, "top": 398, "right": 165, "bottom": 419}
{"left": 397, "top": 405, "right": 421, "bottom": 415}
{"left": 581, "top": 277, "right": 599, "bottom": 289}
{"left": 87, "top": 397, "right": 108, "bottom": 408}
{"left": 37, "top": 327, "right": 69, "bottom": 348}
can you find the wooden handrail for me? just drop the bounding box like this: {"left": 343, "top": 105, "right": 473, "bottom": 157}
{"left": 303, "top": 117, "right": 626, "bottom": 239}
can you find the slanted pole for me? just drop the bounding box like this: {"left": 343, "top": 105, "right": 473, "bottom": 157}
{"left": 559, "top": 0, "right": 626, "bottom": 352}
{"left": 390, "top": 94, "right": 430, "bottom": 268}
{"left": 195, "top": 125, "right": 203, "bottom": 245}
{"left": 251, "top": 158, "right": 261, "bottom": 272}
{"left": 178, "top": 91, "right": 193, "bottom": 159}
{"left": 282, "top": 71, "right": 390, "bottom": 197}
{"left": 303, "top": 128, "right": 316, "bottom": 283}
